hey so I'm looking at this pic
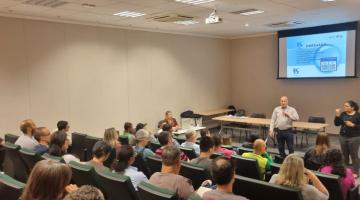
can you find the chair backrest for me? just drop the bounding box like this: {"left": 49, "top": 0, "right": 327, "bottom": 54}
{"left": 308, "top": 116, "right": 326, "bottom": 124}
{"left": 96, "top": 169, "right": 139, "bottom": 200}
{"left": 233, "top": 175, "right": 303, "bottom": 200}
{"left": 231, "top": 155, "right": 260, "bottom": 179}
{"left": 210, "top": 152, "right": 224, "bottom": 159}
{"left": 19, "top": 148, "right": 43, "bottom": 174}
{"left": 250, "top": 113, "right": 266, "bottom": 118}
{"left": 0, "top": 173, "right": 25, "bottom": 200}
{"left": 84, "top": 135, "right": 102, "bottom": 161}
{"left": 68, "top": 160, "right": 98, "bottom": 187}
{"left": 315, "top": 172, "right": 343, "bottom": 200}
{"left": 132, "top": 152, "right": 151, "bottom": 178}
{"left": 348, "top": 185, "right": 359, "bottom": 200}
{"left": 138, "top": 181, "right": 178, "bottom": 200}
{"left": 2, "top": 143, "right": 29, "bottom": 183}
{"left": 119, "top": 136, "right": 129, "bottom": 145}
{"left": 4, "top": 134, "right": 19, "bottom": 144}
{"left": 149, "top": 142, "right": 161, "bottom": 152}
{"left": 146, "top": 155, "right": 162, "bottom": 176}
{"left": 270, "top": 163, "right": 281, "bottom": 176}
{"left": 179, "top": 162, "right": 209, "bottom": 190}
{"left": 237, "top": 146, "right": 252, "bottom": 155}
{"left": 179, "top": 147, "right": 197, "bottom": 160}
{"left": 174, "top": 136, "right": 185, "bottom": 145}
{"left": 227, "top": 105, "right": 237, "bottom": 115}
{"left": 41, "top": 153, "right": 65, "bottom": 163}
{"left": 71, "top": 132, "right": 87, "bottom": 161}
{"left": 103, "top": 148, "right": 116, "bottom": 168}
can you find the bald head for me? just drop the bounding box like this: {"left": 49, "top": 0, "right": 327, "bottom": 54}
{"left": 280, "top": 96, "right": 288, "bottom": 108}
{"left": 253, "top": 139, "right": 266, "bottom": 154}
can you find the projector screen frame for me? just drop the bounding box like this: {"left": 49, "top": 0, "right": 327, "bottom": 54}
{"left": 277, "top": 22, "right": 358, "bottom": 79}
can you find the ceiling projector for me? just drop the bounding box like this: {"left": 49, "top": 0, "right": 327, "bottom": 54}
{"left": 205, "top": 10, "right": 222, "bottom": 24}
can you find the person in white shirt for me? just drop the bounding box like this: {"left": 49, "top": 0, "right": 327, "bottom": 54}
{"left": 269, "top": 96, "right": 299, "bottom": 157}
{"left": 181, "top": 129, "right": 200, "bottom": 156}
{"left": 112, "top": 145, "right": 148, "bottom": 190}
{"left": 15, "top": 119, "right": 39, "bottom": 149}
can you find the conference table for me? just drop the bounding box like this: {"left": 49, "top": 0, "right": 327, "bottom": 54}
{"left": 213, "top": 115, "right": 329, "bottom": 145}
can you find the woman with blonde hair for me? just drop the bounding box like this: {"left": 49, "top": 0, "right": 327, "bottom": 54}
{"left": 103, "top": 127, "right": 121, "bottom": 168}
{"left": 304, "top": 132, "right": 330, "bottom": 170}
{"left": 269, "top": 154, "right": 329, "bottom": 200}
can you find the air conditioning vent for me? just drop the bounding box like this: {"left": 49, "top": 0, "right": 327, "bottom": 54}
{"left": 23, "top": 0, "right": 69, "bottom": 8}
{"left": 267, "top": 21, "right": 302, "bottom": 28}
{"left": 151, "top": 14, "right": 194, "bottom": 22}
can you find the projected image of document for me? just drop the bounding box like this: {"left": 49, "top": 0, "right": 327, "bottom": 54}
{"left": 286, "top": 31, "right": 347, "bottom": 78}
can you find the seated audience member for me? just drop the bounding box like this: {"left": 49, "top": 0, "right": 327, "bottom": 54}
{"left": 121, "top": 122, "right": 135, "bottom": 145}
{"left": 15, "top": 119, "right": 38, "bottom": 149}
{"left": 320, "top": 149, "right": 355, "bottom": 200}
{"left": 242, "top": 139, "right": 273, "bottom": 180}
{"left": 150, "top": 146, "right": 194, "bottom": 200}
{"left": 156, "top": 131, "right": 188, "bottom": 161}
{"left": 57, "top": 120, "right": 71, "bottom": 144}
{"left": 49, "top": 131, "right": 79, "bottom": 163}
{"left": 84, "top": 141, "right": 111, "bottom": 171}
{"left": 200, "top": 129, "right": 211, "bottom": 138}
{"left": 63, "top": 185, "right": 104, "bottom": 200}
{"left": 162, "top": 123, "right": 180, "bottom": 146}
{"left": 213, "top": 135, "right": 236, "bottom": 158}
{"left": 135, "top": 123, "right": 147, "bottom": 132}
{"left": 269, "top": 154, "right": 329, "bottom": 200}
{"left": 133, "top": 129, "right": 155, "bottom": 160}
{"left": 241, "top": 133, "right": 259, "bottom": 149}
{"left": 21, "top": 160, "right": 78, "bottom": 200}
{"left": 33, "top": 127, "right": 51, "bottom": 154}
{"left": 112, "top": 145, "right": 148, "bottom": 190}
{"left": 203, "top": 157, "right": 248, "bottom": 200}
{"left": 103, "top": 127, "right": 121, "bottom": 168}
{"left": 181, "top": 129, "right": 200, "bottom": 155}
{"left": 304, "top": 132, "right": 330, "bottom": 170}
{"left": 158, "top": 110, "right": 180, "bottom": 130}
{"left": 190, "top": 136, "right": 214, "bottom": 171}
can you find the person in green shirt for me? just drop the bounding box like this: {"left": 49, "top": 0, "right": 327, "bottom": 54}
{"left": 242, "top": 139, "right": 273, "bottom": 180}
{"left": 122, "top": 122, "right": 135, "bottom": 145}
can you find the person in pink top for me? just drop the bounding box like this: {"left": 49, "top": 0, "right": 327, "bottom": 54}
{"left": 320, "top": 149, "right": 356, "bottom": 200}
{"left": 213, "top": 135, "right": 236, "bottom": 158}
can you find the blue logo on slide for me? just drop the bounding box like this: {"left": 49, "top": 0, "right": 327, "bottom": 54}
{"left": 293, "top": 68, "right": 299, "bottom": 74}
{"left": 314, "top": 44, "right": 342, "bottom": 72}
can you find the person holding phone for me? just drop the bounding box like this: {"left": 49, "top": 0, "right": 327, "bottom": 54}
{"left": 335, "top": 100, "right": 360, "bottom": 175}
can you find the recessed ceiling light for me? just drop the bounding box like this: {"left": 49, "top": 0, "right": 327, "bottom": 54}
{"left": 113, "top": 11, "right": 146, "bottom": 18}
{"left": 240, "top": 10, "right": 264, "bottom": 16}
{"left": 175, "top": 0, "right": 215, "bottom": 5}
{"left": 174, "top": 20, "right": 199, "bottom": 25}
{"left": 245, "top": 23, "right": 249, "bottom": 27}
{"left": 321, "top": 0, "right": 335, "bottom": 2}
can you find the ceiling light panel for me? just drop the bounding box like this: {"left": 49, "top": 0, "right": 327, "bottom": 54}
{"left": 175, "top": 0, "right": 215, "bottom": 5}
{"left": 113, "top": 11, "right": 146, "bottom": 17}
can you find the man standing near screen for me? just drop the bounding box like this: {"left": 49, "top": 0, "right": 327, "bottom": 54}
{"left": 269, "top": 96, "right": 299, "bottom": 158}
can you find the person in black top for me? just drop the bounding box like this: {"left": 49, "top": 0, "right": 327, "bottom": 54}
{"left": 335, "top": 100, "right": 360, "bottom": 175}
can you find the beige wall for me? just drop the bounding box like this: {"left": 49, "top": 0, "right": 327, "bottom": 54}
{"left": 231, "top": 33, "right": 360, "bottom": 134}
{"left": 0, "top": 16, "right": 231, "bottom": 137}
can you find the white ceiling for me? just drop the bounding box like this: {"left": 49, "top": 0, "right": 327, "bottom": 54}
{"left": 0, "top": 0, "right": 359, "bottom": 38}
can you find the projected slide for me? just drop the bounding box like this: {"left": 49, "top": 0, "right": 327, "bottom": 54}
{"left": 286, "top": 31, "right": 347, "bottom": 78}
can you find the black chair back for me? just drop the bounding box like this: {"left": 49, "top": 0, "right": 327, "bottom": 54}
{"left": 84, "top": 135, "right": 102, "bottom": 161}
{"left": 179, "top": 147, "right": 197, "bottom": 160}
{"left": 103, "top": 148, "right": 116, "bottom": 168}
{"left": 19, "top": 148, "right": 43, "bottom": 174}
{"left": 308, "top": 116, "right": 326, "bottom": 123}
{"left": 237, "top": 146, "right": 252, "bottom": 155}
{"left": 0, "top": 173, "right": 25, "bottom": 200}
{"left": 270, "top": 163, "right": 281, "bottom": 176}
{"left": 231, "top": 155, "right": 260, "bottom": 179}
{"left": 348, "top": 185, "right": 359, "bottom": 200}
{"left": 250, "top": 113, "right": 266, "bottom": 118}
{"left": 315, "top": 172, "right": 343, "bottom": 200}
{"left": 138, "top": 181, "right": 177, "bottom": 200}
{"left": 174, "top": 136, "right": 185, "bottom": 145}
{"left": 4, "top": 134, "right": 19, "bottom": 144}
{"left": 210, "top": 152, "right": 224, "bottom": 159}
{"left": 119, "top": 136, "right": 129, "bottom": 145}
{"left": 2, "top": 143, "right": 28, "bottom": 182}
{"left": 71, "top": 132, "right": 87, "bottom": 161}
{"left": 96, "top": 169, "right": 139, "bottom": 200}
{"left": 149, "top": 142, "right": 161, "bottom": 152}
{"left": 179, "top": 162, "right": 209, "bottom": 190}
{"left": 132, "top": 153, "right": 151, "bottom": 178}
{"left": 233, "top": 175, "right": 303, "bottom": 200}
{"left": 68, "top": 161, "right": 98, "bottom": 187}
{"left": 146, "top": 155, "right": 162, "bottom": 176}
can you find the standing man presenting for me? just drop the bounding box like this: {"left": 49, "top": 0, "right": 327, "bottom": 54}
{"left": 269, "top": 96, "right": 299, "bottom": 158}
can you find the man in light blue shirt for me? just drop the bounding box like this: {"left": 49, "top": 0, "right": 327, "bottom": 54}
{"left": 269, "top": 96, "right": 299, "bottom": 157}
{"left": 181, "top": 129, "right": 200, "bottom": 156}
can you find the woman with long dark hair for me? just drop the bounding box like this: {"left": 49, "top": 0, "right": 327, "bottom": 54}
{"left": 320, "top": 149, "right": 355, "bottom": 200}
{"left": 48, "top": 131, "right": 79, "bottom": 163}
{"left": 335, "top": 100, "right": 360, "bottom": 175}
{"left": 112, "top": 145, "right": 148, "bottom": 190}
{"left": 304, "top": 132, "right": 330, "bottom": 170}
